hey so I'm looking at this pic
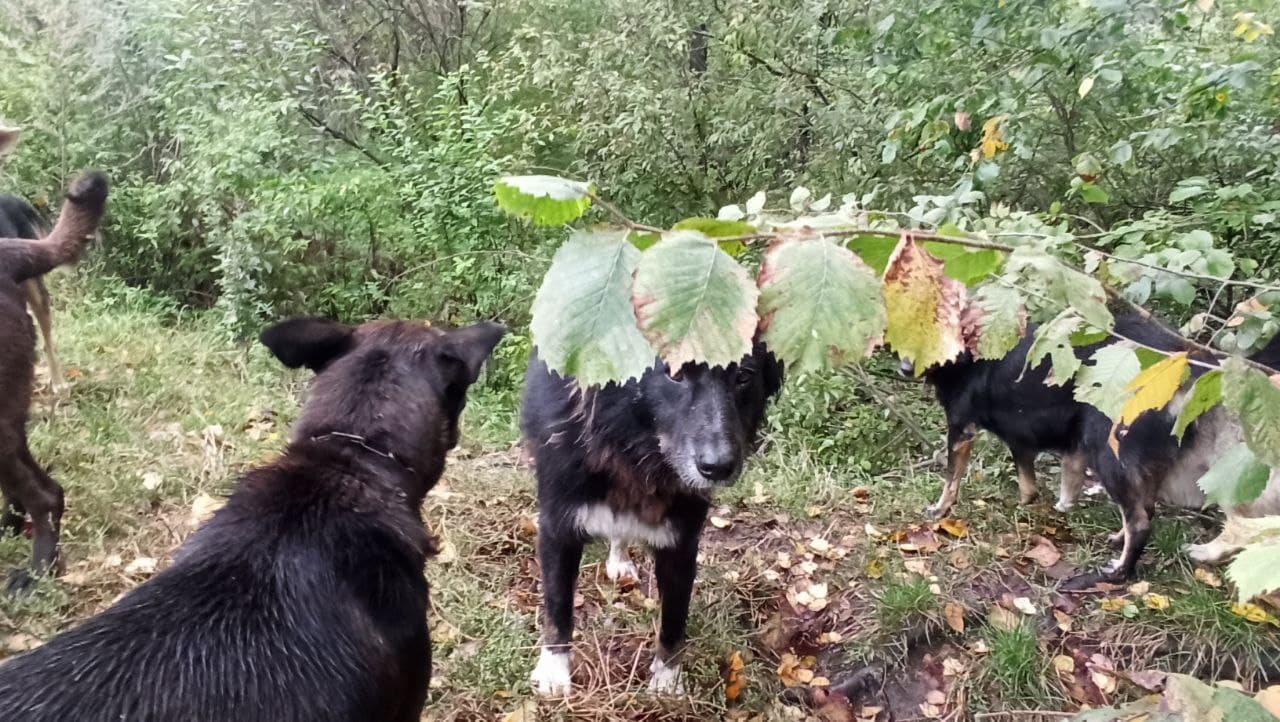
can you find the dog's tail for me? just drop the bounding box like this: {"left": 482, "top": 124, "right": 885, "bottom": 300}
{"left": 0, "top": 171, "right": 108, "bottom": 283}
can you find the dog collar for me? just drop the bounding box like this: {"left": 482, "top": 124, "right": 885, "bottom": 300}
{"left": 308, "top": 431, "right": 416, "bottom": 474}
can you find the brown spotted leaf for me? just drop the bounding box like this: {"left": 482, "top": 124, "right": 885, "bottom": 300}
{"left": 883, "top": 234, "right": 967, "bottom": 375}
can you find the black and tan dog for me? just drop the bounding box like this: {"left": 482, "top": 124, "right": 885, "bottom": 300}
{"left": 0, "top": 316, "right": 504, "bottom": 721}
{"left": 0, "top": 171, "right": 107, "bottom": 592}
{"left": 522, "top": 346, "right": 782, "bottom": 695}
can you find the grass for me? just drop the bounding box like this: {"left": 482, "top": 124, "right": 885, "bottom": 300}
{"left": 2, "top": 276, "right": 1278, "bottom": 720}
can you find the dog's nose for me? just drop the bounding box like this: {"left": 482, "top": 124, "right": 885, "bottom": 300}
{"left": 695, "top": 455, "right": 736, "bottom": 482}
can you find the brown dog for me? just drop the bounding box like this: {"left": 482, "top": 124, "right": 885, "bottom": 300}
{"left": 0, "top": 171, "right": 107, "bottom": 592}
{"left": 1, "top": 126, "right": 65, "bottom": 391}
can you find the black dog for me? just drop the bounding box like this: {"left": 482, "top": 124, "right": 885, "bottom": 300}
{"left": 522, "top": 346, "right": 782, "bottom": 695}
{"left": 0, "top": 317, "right": 504, "bottom": 721}
{"left": 906, "top": 323, "right": 1099, "bottom": 519}
{"left": 0, "top": 172, "right": 106, "bottom": 592}
{"left": 1072, "top": 321, "right": 1280, "bottom": 584}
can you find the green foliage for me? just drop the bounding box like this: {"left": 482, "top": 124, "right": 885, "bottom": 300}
{"left": 493, "top": 175, "right": 593, "bottom": 226}
{"left": 1222, "top": 358, "right": 1280, "bottom": 468}
{"left": 528, "top": 230, "right": 653, "bottom": 385}
{"left": 1174, "top": 370, "right": 1224, "bottom": 440}
{"left": 1074, "top": 344, "right": 1141, "bottom": 419}
{"left": 632, "top": 230, "right": 759, "bottom": 370}
{"left": 758, "top": 237, "right": 884, "bottom": 371}
{"left": 1229, "top": 542, "right": 1280, "bottom": 603}
{"left": 1075, "top": 674, "right": 1279, "bottom": 722}
{"left": 1198, "top": 443, "right": 1271, "bottom": 507}
{"left": 968, "top": 285, "right": 1026, "bottom": 360}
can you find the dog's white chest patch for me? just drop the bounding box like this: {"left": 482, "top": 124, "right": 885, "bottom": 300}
{"left": 574, "top": 504, "right": 676, "bottom": 548}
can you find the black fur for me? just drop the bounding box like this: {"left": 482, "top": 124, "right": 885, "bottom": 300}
{"left": 0, "top": 317, "right": 504, "bottom": 721}
{"left": 522, "top": 344, "right": 782, "bottom": 684}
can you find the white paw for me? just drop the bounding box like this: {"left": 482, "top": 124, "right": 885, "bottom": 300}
{"left": 1054, "top": 498, "right": 1074, "bottom": 513}
{"left": 1102, "top": 557, "right": 1122, "bottom": 575}
{"left": 607, "top": 556, "right": 639, "bottom": 583}
{"left": 606, "top": 541, "right": 639, "bottom": 583}
{"left": 1183, "top": 542, "right": 1236, "bottom": 564}
{"left": 530, "top": 648, "right": 572, "bottom": 696}
{"left": 648, "top": 657, "right": 684, "bottom": 695}
{"left": 1084, "top": 484, "right": 1106, "bottom": 497}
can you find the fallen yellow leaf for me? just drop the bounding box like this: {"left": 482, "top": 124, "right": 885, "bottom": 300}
{"left": 1231, "top": 602, "right": 1280, "bottom": 625}
{"left": 944, "top": 602, "right": 965, "bottom": 633}
{"left": 1143, "top": 593, "right": 1170, "bottom": 611}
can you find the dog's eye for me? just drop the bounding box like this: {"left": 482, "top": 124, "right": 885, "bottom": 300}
{"left": 735, "top": 366, "right": 755, "bottom": 387}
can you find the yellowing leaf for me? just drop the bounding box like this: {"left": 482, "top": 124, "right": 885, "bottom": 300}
{"left": 980, "top": 114, "right": 1009, "bottom": 159}
{"left": 883, "top": 234, "right": 966, "bottom": 374}
{"left": 1119, "top": 352, "right": 1189, "bottom": 426}
{"left": 1143, "top": 593, "right": 1170, "bottom": 610}
{"left": 1100, "top": 597, "right": 1129, "bottom": 612}
{"left": 865, "top": 559, "right": 886, "bottom": 579}
{"left": 1053, "top": 655, "right": 1075, "bottom": 675}
{"left": 1230, "top": 602, "right": 1280, "bottom": 625}
{"left": 938, "top": 517, "right": 969, "bottom": 538}
{"left": 1195, "top": 568, "right": 1223, "bottom": 588}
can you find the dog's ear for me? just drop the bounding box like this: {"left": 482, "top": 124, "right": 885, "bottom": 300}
{"left": 436, "top": 322, "right": 507, "bottom": 387}
{"left": 754, "top": 342, "right": 785, "bottom": 398}
{"left": 259, "top": 317, "right": 356, "bottom": 373}
{"left": 0, "top": 126, "right": 19, "bottom": 155}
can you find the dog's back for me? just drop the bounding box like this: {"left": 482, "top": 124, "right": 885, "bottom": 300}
{"left": 0, "top": 450, "right": 432, "bottom": 722}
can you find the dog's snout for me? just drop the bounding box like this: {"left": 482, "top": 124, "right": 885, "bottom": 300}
{"left": 694, "top": 445, "right": 737, "bottom": 482}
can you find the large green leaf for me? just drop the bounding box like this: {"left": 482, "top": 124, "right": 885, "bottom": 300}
{"left": 1229, "top": 541, "right": 1280, "bottom": 602}
{"left": 1025, "top": 312, "right": 1083, "bottom": 385}
{"left": 1197, "top": 442, "right": 1271, "bottom": 507}
{"left": 1173, "top": 370, "right": 1223, "bottom": 440}
{"left": 1222, "top": 357, "right": 1280, "bottom": 468}
{"left": 757, "top": 237, "right": 886, "bottom": 372}
{"left": 943, "top": 249, "right": 1004, "bottom": 286}
{"left": 882, "top": 235, "right": 967, "bottom": 375}
{"left": 1006, "top": 248, "right": 1114, "bottom": 331}
{"left": 529, "top": 230, "right": 654, "bottom": 385}
{"left": 632, "top": 230, "right": 759, "bottom": 369}
{"left": 968, "top": 285, "right": 1027, "bottom": 360}
{"left": 1074, "top": 344, "right": 1141, "bottom": 419}
{"left": 494, "top": 175, "right": 593, "bottom": 226}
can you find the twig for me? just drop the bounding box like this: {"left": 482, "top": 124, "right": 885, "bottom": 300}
{"left": 1077, "top": 242, "right": 1280, "bottom": 294}
{"left": 848, "top": 365, "right": 934, "bottom": 453}
{"left": 974, "top": 712, "right": 1073, "bottom": 720}
{"left": 586, "top": 192, "right": 664, "bottom": 233}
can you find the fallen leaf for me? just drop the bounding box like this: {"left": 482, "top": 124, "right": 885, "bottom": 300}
{"left": 746, "top": 483, "right": 771, "bottom": 505}
{"left": 904, "top": 558, "right": 930, "bottom": 575}
{"left": 1023, "top": 536, "right": 1062, "bottom": 568}
{"left": 1013, "top": 597, "right": 1038, "bottom": 615}
{"left": 1194, "top": 568, "right": 1223, "bottom": 588}
{"left": 1125, "top": 669, "right": 1168, "bottom": 692}
{"left": 918, "top": 702, "right": 943, "bottom": 719}
{"left": 1143, "top": 593, "right": 1170, "bottom": 611}
{"left": 124, "top": 556, "right": 157, "bottom": 576}
{"left": 865, "top": 559, "right": 885, "bottom": 579}
{"left": 502, "top": 699, "right": 538, "bottom": 722}
{"left": 1091, "top": 669, "right": 1117, "bottom": 695}
{"left": 1100, "top": 597, "right": 1130, "bottom": 612}
{"left": 937, "top": 517, "right": 969, "bottom": 538}
{"left": 710, "top": 515, "right": 733, "bottom": 529}
{"left": 1255, "top": 685, "right": 1280, "bottom": 716}
{"left": 949, "top": 548, "right": 973, "bottom": 570}
{"left": 189, "top": 492, "right": 224, "bottom": 528}
{"left": 1054, "top": 609, "right": 1073, "bottom": 632}
{"left": 1231, "top": 602, "right": 1280, "bottom": 625}
{"left": 898, "top": 527, "right": 943, "bottom": 554}
{"left": 944, "top": 602, "right": 965, "bottom": 633}
{"left": 1053, "top": 655, "right": 1075, "bottom": 675}
{"left": 724, "top": 651, "right": 746, "bottom": 702}
{"left": 988, "top": 605, "right": 1020, "bottom": 631}
{"left": 925, "top": 689, "right": 946, "bottom": 705}
{"left": 811, "top": 676, "right": 831, "bottom": 687}
{"left": 1128, "top": 581, "right": 1151, "bottom": 596}
{"left": 141, "top": 471, "right": 163, "bottom": 491}
{"left": 943, "top": 657, "right": 967, "bottom": 676}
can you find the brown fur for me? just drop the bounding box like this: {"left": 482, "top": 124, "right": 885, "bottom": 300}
{"left": 0, "top": 171, "right": 108, "bottom": 592}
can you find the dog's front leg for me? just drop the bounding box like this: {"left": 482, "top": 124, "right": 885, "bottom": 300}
{"left": 531, "top": 523, "right": 583, "bottom": 696}
{"left": 649, "top": 535, "right": 699, "bottom": 695}
{"left": 1011, "top": 447, "right": 1039, "bottom": 506}
{"left": 925, "top": 423, "right": 975, "bottom": 518}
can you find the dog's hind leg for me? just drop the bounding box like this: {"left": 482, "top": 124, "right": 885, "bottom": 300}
{"left": 23, "top": 278, "right": 62, "bottom": 392}
{"left": 2, "top": 445, "right": 64, "bottom": 593}
{"left": 1055, "top": 451, "right": 1087, "bottom": 512}
{"left": 925, "top": 423, "right": 975, "bottom": 519}
{"left": 649, "top": 536, "right": 699, "bottom": 695}
{"left": 606, "top": 539, "right": 639, "bottom": 583}
{"left": 1011, "top": 447, "right": 1039, "bottom": 506}
{"left": 531, "top": 523, "right": 583, "bottom": 696}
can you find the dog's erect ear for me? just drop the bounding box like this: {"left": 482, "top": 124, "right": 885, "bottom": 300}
{"left": 0, "top": 127, "right": 19, "bottom": 156}
{"left": 438, "top": 322, "right": 507, "bottom": 386}
{"left": 259, "top": 317, "right": 356, "bottom": 373}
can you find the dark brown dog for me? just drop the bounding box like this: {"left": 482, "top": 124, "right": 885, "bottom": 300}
{"left": 0, "top": 171, "right": 107, "bottom": 592}
{"left": 0, "top": 316, "right": 504, "bottom": 721}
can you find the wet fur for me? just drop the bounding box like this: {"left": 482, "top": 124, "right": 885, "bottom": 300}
{"left": 0, "top": 316, "right": 504, "bottom": 721}
{"left": 522, "top": 345, "right": 782, "bottom": 693}
{"left": 0, "top": 173, "right": 107, "bottom": 592}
